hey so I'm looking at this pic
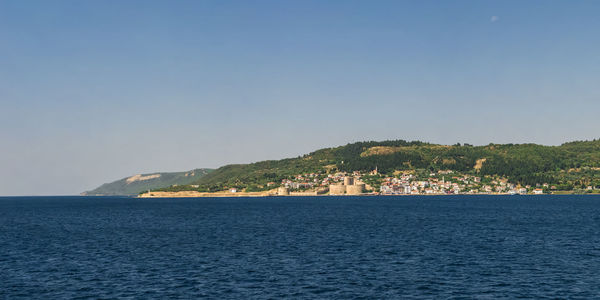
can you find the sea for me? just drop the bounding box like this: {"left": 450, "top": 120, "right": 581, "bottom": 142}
{"left": 1, "top": 195, "right": 600, "bottom": 299}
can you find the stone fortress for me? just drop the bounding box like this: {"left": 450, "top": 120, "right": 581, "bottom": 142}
{"left": 276, "top": 176, "right": 365, "bottom": 196}
{"left": 329, "top": 176, "right": 365, "bottom": 195}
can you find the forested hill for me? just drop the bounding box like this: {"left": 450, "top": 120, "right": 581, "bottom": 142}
{"left": 174, "top": 139, "right": 600, "bottom": 192}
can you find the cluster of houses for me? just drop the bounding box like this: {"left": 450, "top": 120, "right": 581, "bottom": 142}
{"left": 380, "top": 170, "right": 527, "bottom": 195}
{"left": 378, "top": 171, "right": 536, "bottom": 195}
{"left": 278, "top": 169, "right": 548, "bottom": 195}
{"left": 280, "top": 172, "right": 355, "bottom": 190}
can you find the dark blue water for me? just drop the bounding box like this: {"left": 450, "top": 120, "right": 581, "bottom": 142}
{"left": 2, "top": 196, "right": 600, "bottom": 299}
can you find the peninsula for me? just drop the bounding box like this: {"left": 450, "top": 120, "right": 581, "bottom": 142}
{"left": 131, "top": 139, "right": 600, "bottom": 197}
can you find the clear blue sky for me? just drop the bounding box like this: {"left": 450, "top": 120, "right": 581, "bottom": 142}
{"left": 1, "top": 1, "right": 599, "bottom": 195}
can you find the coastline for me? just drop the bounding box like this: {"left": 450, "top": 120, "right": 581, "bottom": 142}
{"left": 139, "top": 191, "right": 273, "bottom": 198}
{"left": 137, "top": 191, "right": 598, "bottom": 198}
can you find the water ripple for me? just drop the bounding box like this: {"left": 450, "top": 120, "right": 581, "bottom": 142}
{"left": 1, "top": 195, "right": 600, "bottom": 299}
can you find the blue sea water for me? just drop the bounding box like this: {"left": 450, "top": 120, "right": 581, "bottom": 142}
{"left": 1, "top": 196, "right": 600, "bottom": 299}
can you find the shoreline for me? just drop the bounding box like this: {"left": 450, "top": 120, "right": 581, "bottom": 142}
{"left": 137, "top": 191, "right": 599, "bottom": 198}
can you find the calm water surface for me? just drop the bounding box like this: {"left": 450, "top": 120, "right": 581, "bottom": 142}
{"left": 1, "top": 195, "right": 600, "bottom": 299}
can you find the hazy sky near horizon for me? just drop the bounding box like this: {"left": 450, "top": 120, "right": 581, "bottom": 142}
{"left": 1, "top": 1, "right": 600, "bottom": 195}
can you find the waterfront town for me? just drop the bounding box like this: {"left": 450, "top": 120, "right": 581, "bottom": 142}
{"left": 141, "top": 167, "right": 589, "bottom": 198}
{"left": 273, "top": 169, "right": 551, "bottom": 196}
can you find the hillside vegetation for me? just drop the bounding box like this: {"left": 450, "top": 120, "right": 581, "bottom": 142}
{"left": 155, "top": 139, "right": 600, "bottom": 192}
{"left": 83, "top": 168, "right": 213, "bottom": 196}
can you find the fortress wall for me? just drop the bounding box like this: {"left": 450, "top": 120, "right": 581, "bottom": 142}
{"left": 329, "top": 184, "right": 346, "bottom": 195}
{"left": 290, "top": 191, "right": 318, "bottom": 196}
{"left": 346, "top": 184, "right": 365, "bottom": 195}
{"left": 277, "top": 187, "right": 290, "bottom": 196}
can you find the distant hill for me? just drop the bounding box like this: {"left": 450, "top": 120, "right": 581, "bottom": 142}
{"left": 82, "top": 168, "right": 213, "bottom": 196}
{"left": 151, "top": 139, "right": 600, "bottom": 193}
